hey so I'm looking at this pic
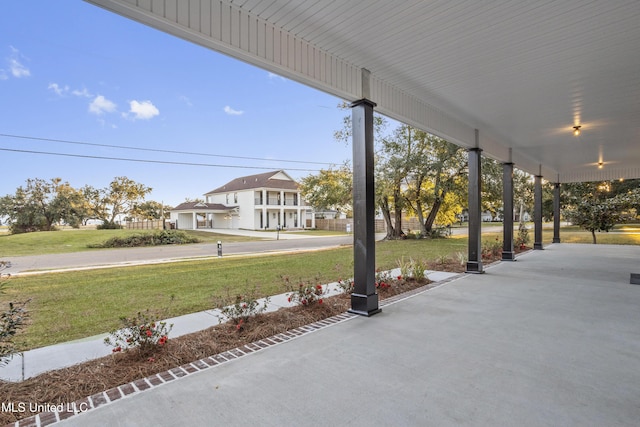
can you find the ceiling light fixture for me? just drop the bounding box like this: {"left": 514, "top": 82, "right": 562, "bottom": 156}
{"left": 598, "top": 161, "right": 603, "bottom": 169}
{"left": 573, "top": 125, "right": 581, "bottom": 136}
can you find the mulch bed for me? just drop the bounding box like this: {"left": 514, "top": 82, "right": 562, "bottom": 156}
{"left": 0, "top": 277, "right": 435, "bottom": 425}
{"left": 0, "top": 247, "right": 530, "bottom": 425}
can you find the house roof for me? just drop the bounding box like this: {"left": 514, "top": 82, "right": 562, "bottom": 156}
{"left": 171, "top": 201, "right": 234, "bottom": 212}
{"left": 204, "top": 170, "right": 299, "bottom": 195}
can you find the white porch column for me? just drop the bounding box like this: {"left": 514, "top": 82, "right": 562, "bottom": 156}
{"left": 280, "top": 190, "right": 285, "bottom": 227}
{"left": 192, "top": 212, "right": 197, "bottom": 230}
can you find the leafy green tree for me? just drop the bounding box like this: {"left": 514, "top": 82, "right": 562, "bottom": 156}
{"left": 0, "top": 178, "right": 79, "bottom": 233}
{"left": 130, "top": 200, "right": 170, "bottom": 220}
{"left": 101, "top": 177, "right": 152, "bottom": 225}
{"left": 300, "top": 165, "right": 353, "bottom": 216}
{"left": 563, "top": 181, "right": 640, "bottom": 243}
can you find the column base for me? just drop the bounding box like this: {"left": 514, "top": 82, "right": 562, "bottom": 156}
{"left": 552, "top": 238, "right": 561, "bottom": 243}
{"left": 465, "top": 261, "right": 484, "bottom": 274}
{"left": 534, "top": 243, "right": 544, "bottom": 250}
{"left": 501, "top": 251, "right": 516, "bottom": 261}
{"left": 349, "top": 293, "right": 381, "bottom": 317}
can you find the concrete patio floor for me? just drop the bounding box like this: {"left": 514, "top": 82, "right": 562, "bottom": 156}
{"left": 50, "top": 243, "right": 640, "bottom": 426}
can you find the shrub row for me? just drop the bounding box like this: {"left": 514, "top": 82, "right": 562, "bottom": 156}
{"left": 88, "top": 230, "right": 200, "bottom": 248}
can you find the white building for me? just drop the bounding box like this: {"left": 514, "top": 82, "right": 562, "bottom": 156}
{"left": 170, "top": 170, "right": 314, "bottom": 230}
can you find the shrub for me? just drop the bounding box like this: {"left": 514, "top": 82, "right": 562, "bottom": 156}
{"left": 96, "top": 221, "right": 122, "bottom": 230}
{"left": 515, "top": 223, "right": 530, "bottom": 249}
{"left": 396, "top": 257, "right": 428, "bottom": 281}
{"left": 214, "top": 285, "right": 270, "bottom": 331}
{"left": 0, "top": 262, "right": 29, "bottom": 366}
{"left": 412, "top": 258, "right": 429, "bottom": 281}
{"left": 104, "top": 310, "right": 173, "bottom": 357}
{"left": 285, "top": 277, "right": 327, "bottom": 307}
{"left": 482, "top": 238, "right": 502, "bottom": 259}
{"left": 89, "top": 230, "right": 200, "bottom": 248}
{"left": 397, "top": 256, "right": 412, "bottom": 279}
{"left": 337, "top": 278, "right": 354, "bottom": 294}
{"left": 375, "top": 269, "right": 392, "bottom": 290}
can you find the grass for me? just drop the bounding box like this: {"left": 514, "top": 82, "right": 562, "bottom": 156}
{"left": 543, "top": 224, "right": 640, "bottom": 245}
{"left": 1, "top": 238, "right": 467, "bottom": 350}
{"left": 0, "top": 229, "right": 258, "bottom": 257}
{"left": 1, "top": 223, "right": 638, "bottom": 350}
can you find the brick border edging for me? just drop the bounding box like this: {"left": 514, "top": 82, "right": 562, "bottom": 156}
{"left": 5, "top": 311, "right": 358, "bottom": 427}
{"left": 6, "top": 275, "right": 463, "bottom": 427}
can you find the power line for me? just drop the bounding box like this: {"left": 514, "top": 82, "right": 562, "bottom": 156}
{"left": 0, "top": 147, "right": 322, "bottom": 172}
{"left": 0, "top": 133, "right": 337, "bottom": 166}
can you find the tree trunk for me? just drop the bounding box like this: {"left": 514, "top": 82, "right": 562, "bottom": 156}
{"left": 379, "top": 197, "right": 395, "bottom": 239}
{"left": 424, "top": 191, "right": 446, "bottom": 232}
{"left": 392, "top": 189, "right": 405, "bottom": 238}
{"left": 591, "top": 229, "right": 597, "bottom": 244}
{"left": 415, "top": 200, "right": 427, "bottom": 235}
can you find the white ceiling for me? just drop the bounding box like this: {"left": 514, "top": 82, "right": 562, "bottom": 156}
{"left": 87, "top": 0, "right": 640, "bottom": 182}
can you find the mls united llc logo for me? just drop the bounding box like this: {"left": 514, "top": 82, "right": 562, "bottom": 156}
{"left": 1, "top": 401, "right": 90, "bottom": 414}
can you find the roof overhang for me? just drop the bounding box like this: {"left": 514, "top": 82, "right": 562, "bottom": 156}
{"left": 86, "top": 0, "right": 640, "bottom": 183}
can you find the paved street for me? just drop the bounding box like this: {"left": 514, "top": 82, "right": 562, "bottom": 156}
{"left": 1, "top": 234, "right": 356, "bottom": 275}
{"left": 1, "top": 225, "right": 510, "bottom": 275}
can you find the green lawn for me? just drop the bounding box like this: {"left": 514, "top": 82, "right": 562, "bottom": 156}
{"left": 1, "top": 224, "right": 638, "bottom": 350}
{"left": 1, "top": 238, "right": 467, "bottom": 349}
{"left": 543, "top": 224, "right": 640, "bottom": 245}
{"left": 0, "top": 229, "right": 258, "bottom": 257}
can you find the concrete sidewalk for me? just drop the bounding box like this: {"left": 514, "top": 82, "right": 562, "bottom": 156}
{"left": 0, "top": 270, "right": 459, "bottom": 382}
{"left": 24, "top": 243, "right": 640, "bottom": 426}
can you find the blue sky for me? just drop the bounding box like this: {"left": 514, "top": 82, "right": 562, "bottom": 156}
{"left": 0, "top": 0, "right": 353, "bottom": 207}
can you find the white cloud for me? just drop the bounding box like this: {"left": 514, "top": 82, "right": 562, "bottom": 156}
{"left": 89, "top": 95, "right": 117, "bottom": 115}
{"left": 179, "top": 95, "right": 193, "bottom": 107}
{"left": 8, "top": 46, "right": 30, "bottom": 78}
{"left": 126, "top": 100, "right": 159, "bottom": 120}
{"left": 267, "top": 72, "right": 286, "bottom": 82}
{"left": 224, "top": 105, "right": 244, "bottom": 116}
{"left": 48, "top": 82, "right": 69, "bottom": 96}
{"left": 72, "top": 87, "right": 92, "bottom": 98}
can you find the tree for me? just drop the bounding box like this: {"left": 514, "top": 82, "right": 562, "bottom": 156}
{"left": 130, "top": 200, "right": 170, "bottom": 221}
{"left": 563, "top": 181, "right": 640, "bottom": 243}
{"left": 381, "top": 125, "right": 467, "bottom": 237}
{"left": 101, "top": 177, "right": 152, "bottom": 225}
{"left": 0, "top": 178, "right": 78, "bottom": 233}
{"left": 299, "top": 165, "right": 353, "bottom": 216}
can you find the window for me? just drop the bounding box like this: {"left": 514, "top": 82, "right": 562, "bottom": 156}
{"left": 234, "top": 193, "right": 238, "bottom": 203}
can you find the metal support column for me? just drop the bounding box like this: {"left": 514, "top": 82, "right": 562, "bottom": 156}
{"left": 348, "top": 98, "right": 380, "bottom": 316}
{"left": 553, "top": 182, "right": 561, "bottom": 243}
{"left": 502, "top": 162, "right": 515, "bottom": 260}
{"left": 466, "top": 143, "right": 484, "bottom": 273}
{"left": 534, "top": 175, "right": 544, "bottom": 250}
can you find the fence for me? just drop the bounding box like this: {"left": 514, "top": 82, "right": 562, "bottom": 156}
{"left": 124, "top": 220, "right": 165, "bottom": 230}
{"left": 311, "top": 217, "right": 428, "bottom": 234}
{"left": 313, "top": 218, "right": 387, "bottom": 233}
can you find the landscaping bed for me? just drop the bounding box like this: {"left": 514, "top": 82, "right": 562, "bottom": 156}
{"left": 0, "top": 277, "right": 435, "bottom": 425}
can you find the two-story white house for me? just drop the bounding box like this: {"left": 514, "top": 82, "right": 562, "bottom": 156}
{"left": 170, "top": 170, "right": 314, "bottom": 230}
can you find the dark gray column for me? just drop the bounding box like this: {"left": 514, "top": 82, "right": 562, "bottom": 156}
{"left": 348, "top": 99, "right": 381, "bottom": 316}
{"left": 466, "top": 145, "right": 484, "bottom": 273}
{"left": 553, "top": 182, "right": 561, "bottom": 243}
{"left": 502, "top": 162, "right": 515, "bottom": 260}
{"left": 534, "top": 175, "right": 544, "bottom": 250}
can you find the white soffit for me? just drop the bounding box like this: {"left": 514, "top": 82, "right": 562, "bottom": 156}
{"left": 86, "top": 0, "right": 640, "bottom": 183}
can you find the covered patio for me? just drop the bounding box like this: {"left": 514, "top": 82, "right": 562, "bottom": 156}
{"left": 54, "top": 243, "right": 640, "bottom": 426}
{"left": 86, "top": 0, "right": 640, "bottom": 316}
